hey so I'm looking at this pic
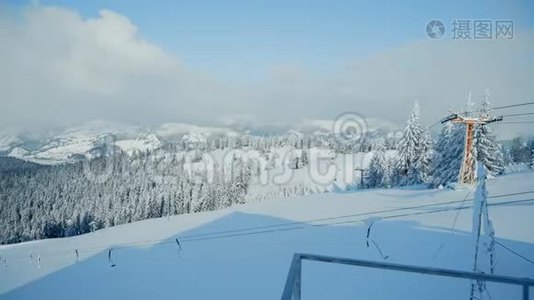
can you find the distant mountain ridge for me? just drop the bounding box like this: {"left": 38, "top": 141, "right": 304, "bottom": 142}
{"left": 0, "top": 121, "right": 233, "bottom": 164}
{"left": 0, "top": 119, "right": 400, "bottom": 165}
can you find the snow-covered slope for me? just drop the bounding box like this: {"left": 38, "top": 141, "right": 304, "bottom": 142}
{"left": 156, "top": 122, "right": 234, "bottom": 138}
{"left": 0, "top": 122, "right": 238, "bottom": 164}
{"left": 114, "top": 133, "right": 162, "bottom": 156}
{"left": 0, "top": 121, "right": 143, "bottom": 164}
{"left": 1, "top": 172, "right": 533, "bottom": 299}
{"left": 0, "top": 132, "right": 21, "bottom": 152}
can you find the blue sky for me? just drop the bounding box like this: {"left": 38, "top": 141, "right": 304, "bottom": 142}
{"left": 1, "top": 0, "right": 534, "bottom": 136}
{"left": 8, "top": 0, "right": 534, "bottom": 81}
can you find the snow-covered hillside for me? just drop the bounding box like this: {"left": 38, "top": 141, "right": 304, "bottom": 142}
{"left": 1, "top": 171, "right": 533, "bottom": 299}
{"left": 0, "top": 118, "right": 401, "bottom": 165}
{"left": 0, "top": 121, "right": 239, "bottom": 164}
{"left": 0, "top": 132, "right": 21, "bottom": 153}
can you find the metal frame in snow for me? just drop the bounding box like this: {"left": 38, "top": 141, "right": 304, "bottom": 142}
{"left": 281, "top": 253, "right": 534, "bottom": 300}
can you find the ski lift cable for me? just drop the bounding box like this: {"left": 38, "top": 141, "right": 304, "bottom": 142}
{"left": 424, "top": 119, "right": 445, "bottom": 132}
{"left": 99, "top": 197, "right": 534, "bottom": 246}
{"left": 3, "top": 197, "right": 534, "bottom": 265}
{"left": 78, "top": 190, "right": 534, "bottom": 251}
{"left": 494, "top": 240, "right": 534, "bottom": 265}
{"left": 450, "top": 186, "right": 476, "bottom": 233}
{"left": 499, "top": 112, "right": 534, "bottom": 117}
{"left": 460, "top": 101, "right": 534, "bottom": 115}
{"left": 3, "top": 192, "right": 534, "bottom": 259}
{"left": 437, "top": 107, "right": 534, "bottom": 128}
{"left": 491, "top": 101, "right": 534, "bottom": 111}
{"left": 2, "top": 191, "right": 534, "bottom": 262}
{"left": 429, "top": 188, "right": 475, "bottom": 267}
{"left": 492, "top": 120, "right": 534, "bottom": 124}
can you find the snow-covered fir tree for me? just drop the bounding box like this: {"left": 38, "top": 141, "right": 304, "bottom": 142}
{"left": 473, "top": 93, "right": 504, "bottom": 175}
{"left": 366, "top": 138, "right": 388, "bottom": 188}
{"left": 431, "top": 122, "right": 465, "bottom": 187}
{"left": 509, "top": 137, "right": 531, "bottom": 164}
{"left": 287, "top": 148, "right": 309, "bottom": 170}
{"left": 300, "top": 148, "right": 309, "bottom": 168}
{"left": 384, "top": 157, "right": 395, "bottom": 188}
{"left": 414, "top": 130, "right": 432, "bottom": 184}
{"left": 396, "top": 102, "right": 430, "bottom": 185}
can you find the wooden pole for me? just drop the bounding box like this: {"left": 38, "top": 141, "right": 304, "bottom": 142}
{"left": 459, "top": 123, "right": 476, "bottom": 184}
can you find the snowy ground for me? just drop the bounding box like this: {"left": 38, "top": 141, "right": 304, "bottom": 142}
{"left": 1, "top": 172, "right": 533, "bottom": 299}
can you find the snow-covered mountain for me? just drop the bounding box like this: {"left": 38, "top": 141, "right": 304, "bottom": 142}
{"left": 0, "top": 132, "right": 21, "bottom": 153}
{"left": 297, "top": 117, "right": 401, "bottom": 135}
{"left": 0, "top": 118, "right": 400, "bottom": 165}
{"left": 0, "top": 121, "right": 238, "bottom": 165}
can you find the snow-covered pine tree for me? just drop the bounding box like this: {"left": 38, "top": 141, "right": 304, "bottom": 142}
{"left": 366, "top": 138, "right": 387, "bottom": 188}
{"left": 203, "top": 174, "right": 220, "bottom": 211}
{"left": 509, "top": 137, "right": 531, "bottom": 164}
{"left": 414, "top": 130, "right": 432, "bottom": 184}
{"left": 190, "top": 181, "right": 205, "bottom": 213}
{"left": 473, "top": 93, "right": 504, "bottom": 175}
{"left": 236, "top": 159, "right": 251, "bottom": 203}
{"left": 226, "top": 156, "right": 249, "bottom": 205}
{"left": 300, "top": 148, "right": 309, "bottom": 168}
{"left": 383, "top": 157, "right": 394, "bottom": 188}
{"left": 396, "top": 102, "right": 426, "bottom": 185}
{"left": 431, "top": 122, "right": 465, "bottom": 187}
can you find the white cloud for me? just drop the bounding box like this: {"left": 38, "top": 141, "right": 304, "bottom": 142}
{"left": 1, "top": 7, "right": 177, "bottom": 93}
{"left": 1, "top": 5, "right": 533, "bottom": 139}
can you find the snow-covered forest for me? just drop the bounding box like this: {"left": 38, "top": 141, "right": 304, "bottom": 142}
{"left": 1, "top": 102, "right": 533, "bottom": 245}
{"left": 2, "top": 2, "right": 534, "bottom": 299}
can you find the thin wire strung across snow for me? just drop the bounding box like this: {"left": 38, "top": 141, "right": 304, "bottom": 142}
{"left": 2, "top": 190, "right": 534, "bottom": 266}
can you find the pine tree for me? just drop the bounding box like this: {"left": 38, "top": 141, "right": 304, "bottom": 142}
{"left": 414, "top": 130, "right": 432, "bottom": 184}
{"left": 225, "top": 156, "right": 249, "bottom": 205}
{"left": 473, "top": 94, "right": 504, "bottom": 175}
{"left": 300, "top": 149, "right": 309, "bottom": 168}
{"left": 396, "top": 102, "right": 428, "bottom": 185}
{"left": 288, "top": 149, "right": 300, "bottom": 169}
{"left": 366, "top": 138, "right": 388, "bottom": 188}
{"left": 191, "top": 181, "right": 205, "bottom": 212}
{"left": 509, "top": 137, "right": 530, "bottom": 164}
{"left": 431, "top": 123, "right": 465, "bottom": 187}
{"left": 383, "top": 157, "right": 394, "bottom": 188}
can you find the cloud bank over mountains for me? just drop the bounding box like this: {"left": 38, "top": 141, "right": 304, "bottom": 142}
{"left": 1, "top": 5, "right": 533, "bottom": 137}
